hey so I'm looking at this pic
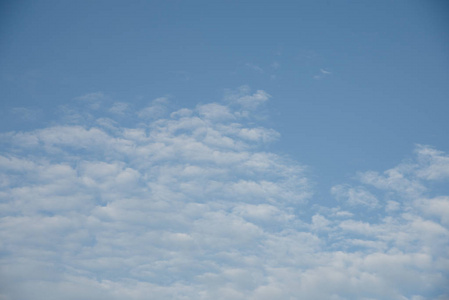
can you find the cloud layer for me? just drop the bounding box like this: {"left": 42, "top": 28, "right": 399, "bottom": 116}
{"left": 1, "top": 88, "right": 448, "bottom": 300}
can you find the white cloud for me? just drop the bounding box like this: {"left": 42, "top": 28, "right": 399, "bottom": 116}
{"left": 385, "top": 200, "right": 401, "bottom": 212}
{"left": 311, "top": 214, "right": 331, "bottom": 231}
{"left": 0, "top": 89, "right": 448, "bottom": 299}
{"left": 414, "top": 145, "right": 449, "bottom": 180}
{"left": 359, "top": 168, "right": 426, "bottom": 198}
{"left": 170, "top": 108, "right": 193, "bottom": 119}
{"left": 224, "top": 86, "right": 271, "bottom": 110}
{"left": 197, "top": 103, "right": 235, "bottom": 121}
{"left": 415, "top": 196, "right": 449, "bottom": 225}
{"left": 331, "top": 185, "right": 379, "bottom": 208}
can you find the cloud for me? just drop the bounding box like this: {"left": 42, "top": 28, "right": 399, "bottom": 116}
{"left": 245, "top": 63, "right": 265, "bottom": 74}
{"left": 331, "top": 185, "right": 379, "bottom": 208}
{"left": 313, "top": 68, "right": 332, "bottom": 80}
{"left": 75, "top": 92, "right": 106, "bottom": 102}
{"left": 225, "top": 86, "right": 271, "bottom": 110}
{"left": 358, "top": 168, "right": 426, "bottom": 198}
{"left": 109, "top": 102, "right": 130, "bottom": 115}
{"left": 137, "top": 97, "right": 168, "bottom": 119}
{"left": 0, "top": 88, "right": 448, "bottom": 299}
{"left": 356, "top": 145, "right": 449, "bottom": 199}
{"left": 414, "top": 145, "right": 449, "bottom": 180}
{"left": 74, "top": 92, "right": 107, "bottom": 110}
{"left": 415, "top": 196, "right": 449, "bottom": 225}
{"left": 197, "top": 103, "right": 235, "bottom": 121}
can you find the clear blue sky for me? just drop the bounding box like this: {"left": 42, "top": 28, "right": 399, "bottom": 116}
{"left": 1, "top": 1, "right": 449, "bottom": 299}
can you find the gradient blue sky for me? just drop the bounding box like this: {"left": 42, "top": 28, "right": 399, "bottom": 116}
{"left": 1, "top": 1, "right": 449, "bottom": 299}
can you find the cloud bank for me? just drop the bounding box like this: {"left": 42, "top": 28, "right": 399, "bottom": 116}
{"left": 0, "top": 88, "right": 448, "bottom": 300}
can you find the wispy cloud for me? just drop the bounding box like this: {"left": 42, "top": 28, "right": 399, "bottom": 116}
{"left": 74, "top": 91, "right": 107, "bottom": 110}
{"left": 313, "top": 68, "right": 332, "bottom": 80}
{"left": 109, "top": 102, "right": 130, "bottom": 115}
{"left": 245, "top": 63, "right": 265, "bottom": 74}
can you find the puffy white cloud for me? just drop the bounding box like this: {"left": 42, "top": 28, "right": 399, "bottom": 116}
{"left": 0, "top": 88, "right": 448, "bottom": 299}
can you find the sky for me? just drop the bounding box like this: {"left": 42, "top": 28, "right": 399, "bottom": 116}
{"left": 0, "top": 1, "right": 449, "bottom": 299}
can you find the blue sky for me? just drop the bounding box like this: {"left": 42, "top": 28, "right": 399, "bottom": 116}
{"left": 1, "top": 1, "right": 449, "bottom": 299}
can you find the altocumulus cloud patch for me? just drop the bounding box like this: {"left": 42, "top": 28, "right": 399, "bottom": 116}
{"left": 0, "top": 88, "right": 448, "bottom": 300}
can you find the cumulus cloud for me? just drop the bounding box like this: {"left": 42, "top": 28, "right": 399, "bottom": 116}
{"left": 0, "top": 89, "right": 448, "bottom": 299}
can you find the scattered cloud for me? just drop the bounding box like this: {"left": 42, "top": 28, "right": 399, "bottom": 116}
{"left": 0, "top": 89, "right": 448, "bottom": 299}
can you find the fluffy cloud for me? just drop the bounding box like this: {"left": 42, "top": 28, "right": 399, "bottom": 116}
{"left": 0, "top": 88, "right": 448, "bottom": 299}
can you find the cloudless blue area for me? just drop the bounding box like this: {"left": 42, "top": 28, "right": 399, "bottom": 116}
{"left": 1, "top": 0, "right": 448, "bottom": 202}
